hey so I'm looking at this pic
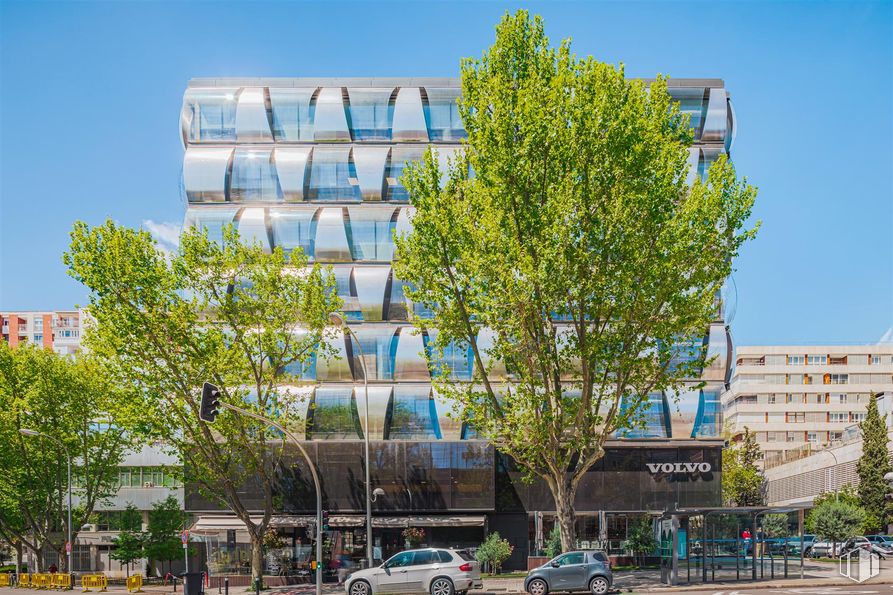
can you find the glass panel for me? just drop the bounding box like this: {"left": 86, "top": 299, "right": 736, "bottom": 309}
{"left": 185, "top": 89, "right": 238, "bottom": 142}
{"left": 389, "top": 385, "right": 437, "bottom": 440}
{"left": 617, "top": 394, "right": 668, "bottom": 438}
{"left": 308, "top": 148, "right": 362, "bottom": 202}
{"left": 668, "top": 87, "right": 706, "bottom": 140}
{"left": 311, "top": 387, "right": 361, "bottom": 439}
{"left": 230, "top": 149, "right": 283, "bottom": 202}
{"left": 269, "top": 88, "right": 316, "bottom": 141}
{"left": 187, "top": 209, "right": 239, "bottom": 245}
{"left": 424, "top": 88, "right": 466, "bottom": 141}
{"left": 346, "top": 208, "right": 396, "bottom": 261}
{"left": 386, "top": 147, "right": 426, "bottom": 201}
{"left": 270, "top": 209, "right": 316, "bottom": 259}
{"left": 424, "top": 335, "right": 473, "bottom": 381}
{"left": 347, "top": 88, "right": 394, "bottom": 141}
{"left": 349, "top": 327, "right": 397, "bottom": 381}
{"left": 387, "top": 276, "right": 409, "bottom": 321}
{"left": 692, "top": 390, "right": 722, "bottom": 438}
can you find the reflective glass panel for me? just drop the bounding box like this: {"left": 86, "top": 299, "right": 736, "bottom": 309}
{"left": 230, "top": 149, "right": 283, "bottom": 202}
{"left": 668, "top": 87, "right": 706, "bottom": 140}
{"left": 188, "top": 208, "right": 239, "bottom": 245}
{"left": 386, "top": 147, "right": 426, "bottom": 201}
{"left": 617, "top": 394, "right": 669, "bottom": 438}
{"left": 692, "top": 390, "right": 721, "bottom": 438}
{"left": 387, "top": 276, "right": 409, "bottom": 321}
{"left": 307, "top": 148, "right": 362, "bottom": 202}
{"left": 346, "top": 208, "right": 396, "bottom": 261}
{"left": 311, "top": 387, "right": 361, "bottom": 439}
{"left": 269, "top": 88, "right": 316, "bottom": 141}
{"left": 349, "top": 327, "right": 398, "bottom": 381}
{"left": 347, "top": 88, "right": 394, "bottom": 141}
{"left": 270, "top": 209, "right": 316, "bottom": 259}
{"left": 424, "top": 88, "right": 466, "bottom": 141}
{"left": 185, "top": 89, "right": 238, "bottom": 142}
{"left": 389, "top": 385, "right": 438, "bottom": 440}
{"left": 424, "top": 336, "right": 473, "bottom": 381}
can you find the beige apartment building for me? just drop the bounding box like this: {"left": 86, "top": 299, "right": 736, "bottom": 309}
{"left": 722, "top": 344, "right": 893, "bottom": 467}
{"left": 0, "top": 309, "right": 84, "bottom": 354}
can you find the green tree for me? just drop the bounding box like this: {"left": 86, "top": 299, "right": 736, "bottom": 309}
{"left": 144, "top": 496, "right": 189, "bottom": 577}
{"left": 544, "top": 526, "right": 562, "bottom": 558}
{"left": 0, "top": 344, "right": 139, "bottom": 571}
{"left": 110, "top": 504, "right": 144, "bottom": 577}
{"left": 761, "top": 513, "right": 790, "bottom": 538}
{"left": 65, "top": 221, "right": 341, "bottom": 584}
{"left": 622, "top": 515, "right": 657, "bottom": 567}
{"left": 806, "top": 499, "right": 866, "bottom": 557}
{"left": 722, "top": 428, "right": 765, "bottom": 506}
{"left": 856, "top": 392, "right": 891, "bottom": 534}
{"left": 475, "top": 531, "right": 514, "bottom": 575}
{"left": 393, "top": 10, "right": 757, "bottom": 552}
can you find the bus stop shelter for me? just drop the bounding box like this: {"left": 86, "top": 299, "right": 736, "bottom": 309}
{"left": 658, "top": 505, "right": 811, "bottom": 586}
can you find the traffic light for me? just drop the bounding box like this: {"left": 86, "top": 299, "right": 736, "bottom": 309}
{"left": 322, "top": 510, "right": 329, "bottom": 531}
{"left": 200, "top": 382, "right": 221, "bottom": 422}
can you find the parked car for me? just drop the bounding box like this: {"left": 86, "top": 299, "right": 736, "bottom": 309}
{"left": 865, "top": 535, "right": 893, "bottom": 548}
{"left": 785, "top": 534, "right": 816, "bottom": 555}
{"left": 345, "top": 548, "right": 483, "bottom": 595}
{"left": 810, "top": 540, "right": 846, "bottom": 557}
{"left": 525, "top": 551, "right": 613, "bottom": 595}
{"left": 842, "top": 537, "right": 893, "bottom": 559}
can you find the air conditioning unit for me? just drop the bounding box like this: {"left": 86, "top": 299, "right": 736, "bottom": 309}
{"left": 143, "top": 481, "right": 155, "bottom": 488}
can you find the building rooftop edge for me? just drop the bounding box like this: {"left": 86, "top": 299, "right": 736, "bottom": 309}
{"left": 187, "top": 77, "right": 726, "bottom": 88}
{"left": 736, "top": 344, "right": 893, "bottom": 353}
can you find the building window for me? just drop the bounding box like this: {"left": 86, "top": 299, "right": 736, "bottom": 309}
{"left": 307, "top": 148, "right": 362, "bottom": 202}
{"left": 310, "top": 387, "right": 361, "bottom": 439}
{"left": 270, "top": 209, "right": 316, "bottom": 259}
{"left": 808, "top": 355, "right": 827, "bottom": 365}
{"left": 829, "top": 412, "right": 849, "bottom": 423}
{"left": 830, "top": 431, "right": 843, "bottom": 441}
{"left": 785, "top": 412, "right": 805, "bottom": 423}
{"left": 786, "top": 432, "right": 798, "bottom": 442}
{"left": 767, "top": 395, "right": 776, "bottom": 404}
{"left": 787, "top": 355, "right": 804, "bottom": 365}
{"left": 33, "top": 334, "right": 43, "bottom": 343}
{"left": 423, "top": 88, "right": 466, "bottom": 141}
{"left": 807, "top": 432, "right": 818, "bottom": 443}
{"left": 230, "top": 149, "right": 283, "bottom": 202}
{"left": 34, "top": 319, "right": 43, "bottom": 331}
{"left": 347, "top": 88, "right": 394, "bottom": 141}
{"left": 388, "top": 386, "right": 438, "bottom": 440}
{"left": 850, "top": 412, "right": 866, "bottom": 423}
{"left": 825, "top": 373, "right": 848, "bottom": 385}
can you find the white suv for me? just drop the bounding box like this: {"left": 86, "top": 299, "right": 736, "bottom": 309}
{"left": 346, "top": 548, "right": 483, "bottom": 595}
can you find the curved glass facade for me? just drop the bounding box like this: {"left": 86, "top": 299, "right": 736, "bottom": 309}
{"left": 182, "top": 78, "right": 735, "bottom": 443}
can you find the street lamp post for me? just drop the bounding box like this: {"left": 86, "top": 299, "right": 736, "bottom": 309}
{"left": 211, "top": 400, "right": 324, "bottom": 595}
{"left": 328, "top": 313, "right": 374, "bottom": 569}
{"left": 20, "top": 429, "right": 72, "bottom": 577}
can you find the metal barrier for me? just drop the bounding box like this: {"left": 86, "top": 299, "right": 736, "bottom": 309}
{"left": 0, "top": 574, "right": 12, "bottom": 587}
{"left": 125, "top": 575, "right": 143, "bottom": 593}
{"left": 19, "top": 573, "right": 31, "bottom": 588}
{"left": 51, "top": 574, "right": 72, "bottom": 590}
{"left": 32, "top": 574, "right": 54, "bottom": 590}
{"left": 79, "top": 575, "right": 107, "bottom": 593}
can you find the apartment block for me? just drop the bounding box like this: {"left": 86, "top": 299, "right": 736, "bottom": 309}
{"left": 722, "top": 344, "right": 893, "bottom": 467}
{"left": 0, "top": 310, "right": 84, "bottom": 354}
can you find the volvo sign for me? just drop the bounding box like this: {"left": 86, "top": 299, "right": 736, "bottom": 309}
{"left": 647, "top": 462, "right": 712, "bottom": 474}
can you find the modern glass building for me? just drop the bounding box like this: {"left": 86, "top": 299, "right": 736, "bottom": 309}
{"left": 179, "top": 77, "right": 736, "bottom": 574}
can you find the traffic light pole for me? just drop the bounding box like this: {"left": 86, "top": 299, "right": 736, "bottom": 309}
{"left": 217, "top": 402, "right": 323, "bottom": 595}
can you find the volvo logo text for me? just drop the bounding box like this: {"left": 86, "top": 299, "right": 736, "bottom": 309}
{"left": 646, "top": 462, "right": 712, "bottom": 474}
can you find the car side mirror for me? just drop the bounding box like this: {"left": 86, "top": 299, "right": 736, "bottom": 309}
{"left": 551, "top": 562, "right": 560, "bottom": 568}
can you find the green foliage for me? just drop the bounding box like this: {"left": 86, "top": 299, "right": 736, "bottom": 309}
{"left": 856, "top": 392, "right": 891, "bottom": 534}
{"left": 475, "top": 531, "right": 514, "bottom": 574}
{"left": 622, "top": 516, "right": 657, "bottom": 566}
{"left": 263, "top": 527, "right": 286, "bottom": 550}
{"left": 0, "top": 344, "right": 139, "bottom": 571}
{"left": 144, "top": 496, "right": 189, "bottom": 574}
{"left": 806, "top": 499, "right": 865, "bottom": 548}
{"left": 761, "top": 513, "right": 790, "bottom": 538}
{"left": 65, "top": 220, "right": 341, "bottom": 582}
{"left": 393, "top": 10, "right": 757, "bottom": 551}
{"left": 813, "top": 484, "right": 861, "bottom": 508}
{"left": 545, "top": 527, "right": 562, "bottom": 558}
{"left": 110, "top": 505, "right": 145, "bottom": 577}
{"left": 722, "top": 428, "right": 765, "bottom": 506}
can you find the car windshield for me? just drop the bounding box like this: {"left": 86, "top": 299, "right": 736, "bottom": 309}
{"left": 383, "top": 551, "right": 414, "bottom": 568}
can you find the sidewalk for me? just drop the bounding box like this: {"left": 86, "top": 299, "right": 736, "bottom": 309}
{"left": 2, "top": 562, "right": 891, "bottom": 595}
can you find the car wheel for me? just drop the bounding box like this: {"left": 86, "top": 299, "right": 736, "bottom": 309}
{"left": 350, "top": 580, "right": 371, "bottom": 595}
{"left": 589, "top": 576, "right": 609, "bottom": 595}
{"left": 527, "top": 578, "right": 548, "bottom": 595}
{"left": 430, "top": 578, "right": 454, "bottom": 595}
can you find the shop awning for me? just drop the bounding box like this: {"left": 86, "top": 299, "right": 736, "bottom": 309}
{"left": 373, "top": 516, "right": 486, "bottom": 528}
{"left": 191, "top": 514, "right": 486, "bottom": 532}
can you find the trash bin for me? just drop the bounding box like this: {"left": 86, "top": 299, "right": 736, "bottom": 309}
{"left": 179, "top": 572, "right": 204, "bottom": 595}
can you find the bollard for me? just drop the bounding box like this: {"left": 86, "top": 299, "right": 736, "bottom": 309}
{"left": 223, "top": 578, "right": 228, "bottom": 595}
{"left": 254, "top": 579, "right": 259, "bottom": 595}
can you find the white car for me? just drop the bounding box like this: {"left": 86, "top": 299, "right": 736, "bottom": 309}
{"left": 810, "top": 540, "right": 846, "bottom": 557}
{"left": 346, "top": 548, "right": 483, "bottom": 595}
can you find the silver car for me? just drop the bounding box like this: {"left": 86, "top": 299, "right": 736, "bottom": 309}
{"left": 525, "top": 551, "right": 613, "bottom": 595}
{"left": 346, "top": 548, "right": 483, "bottom": 595}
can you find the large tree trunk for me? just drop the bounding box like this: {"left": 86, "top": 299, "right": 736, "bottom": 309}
{"left": 554, "top": 478, "right": 577, "bottom": 553}
{"left": 15, "top": 542, "right": 23, "bottom": 574}
{"left": 250, "top": 533, "right": 264, "bottom": 588}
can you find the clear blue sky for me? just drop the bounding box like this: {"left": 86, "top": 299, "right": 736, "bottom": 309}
{"left": 1, "top": 0, "right": 891, "bottom": 346}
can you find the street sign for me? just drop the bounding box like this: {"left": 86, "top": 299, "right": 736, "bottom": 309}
{"left": 181, "top": 530, "right": 190, "bottom": 546}
{"left": 65, "top": 542, "right": 71, "bottom": 554}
